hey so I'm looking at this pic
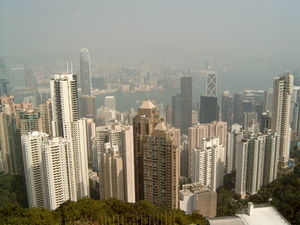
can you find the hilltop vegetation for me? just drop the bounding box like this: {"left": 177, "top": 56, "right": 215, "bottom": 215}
{"left": 217, "top": 151, "right": 300, "bottom": 224}
{"left": 0, "top": 173, "right": 28, "bottom": 208}
{"left": 0, "top": 198, "right": 208, "bottom": 225}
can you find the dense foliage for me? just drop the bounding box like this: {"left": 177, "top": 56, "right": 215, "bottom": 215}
{"left": 217, "top": 159, "right": 300, "bottom": 224}
{"left": 0, "top": 172, "right": 28, "bottom": 208}
{"left": 0, "top": 198, "right": 208, "bottom": 225}
{"left": 249, "top": 163, "right": 300, "bottom": 224}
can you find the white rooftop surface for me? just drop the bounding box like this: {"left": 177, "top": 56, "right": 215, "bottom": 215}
{"left": 237, "top": 206, "right": 290, "bottom": 225}
{"left": 209, "top": 217, "right": 244, "bottom": 225}
{"left": 209, "top": 206, "right": 290, "bottom": 225}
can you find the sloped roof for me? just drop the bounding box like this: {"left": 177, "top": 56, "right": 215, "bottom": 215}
{"left": 154, "top": 122, "right": 167, "bottom": 131}
{"left": 140, "top": 100, "right": 155, "bottom": 109}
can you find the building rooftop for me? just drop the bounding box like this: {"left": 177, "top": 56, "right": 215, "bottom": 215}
{"left": 154, "top": 122, "right": 167, "bottom": 131}
{"left": 139, "top": 100, "right": 156, "bottom": 109}
{"left": 237, "top": 205, "right": 291, "bottom": 225}
{"left": 208, "top": 216, "right": 244, "bottom": 225}
{"left": 208, "top": 203, "right": 290, "bottom": 225}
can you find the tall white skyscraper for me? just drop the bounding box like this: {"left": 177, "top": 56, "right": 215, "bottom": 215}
{"left": 50, "top": 74, "right": 79, "bottom": 139}
{"left": 272, "top": 73, "right": 293, "bottom": 164}
{"left": 235, "top": 131, "right": 279, "bottom": 197}
{"left": 43, "top": 137, "right": 70, "bottom": 210}
{"left": 191, "top": 138, "right": 225, "bottom": 191}
{"left": 235, "top": 134, "right": 265, "bottom": 196}
{"left": 188, "top": 121, "right": 227, "bottom": 178}
{"left": 96, "top": 122, "right": 135, "bottom": 203}
{"left": 80, "top": 48, "right": 92, "bottom": 96}
{"left": 50, "top": 74, "right": 89, "bottom": 200}
{"left": 226, "top": 123, "right": 242, "bottom": 174}
{"left": 263, "top": 132, "right": 280, "bottom": 186}
{"left": 22, "top": 132, "right": 49, "bottom": 208}
{"left": 22, "top": 132, "right": 70, "bottom": 210}
{"left": 72, "top": 119, "right": 90, "bottom": 198}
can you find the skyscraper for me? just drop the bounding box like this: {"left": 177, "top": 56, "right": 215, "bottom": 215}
{"left": 206, "top": 70, "right": 217, "bottom": 97}
{"left": 233, "top": 93, "right": 243, "bottom": 125}
{"left": 22, "top": 132, "right": 70, "bottom": 210}
{"left": 0, "top": 78, "right": 8, "bottom": 96}
{"left": 50, "top": 73, "right": 89, "bottom": 200}
{"left": 72, "top": 119, "right": 90, "bottom": 198}
{"left": 80, "top": 48, "right": 92, "bottom": 96}
{"left": 221, "top": 91, "right": 233, "bottom": 127}
{"left": 0, "top": 112, "right": 23, "bottom": 175}
{"left": 235, "top": 131, "right": 279, "bottom": 197}
{"left": 226, "top": 123, "right": 242, "bottom": 174}
{"left": 143, "top": 122, "right": 180, "bottom": 208}
{"left": 17, "top": 109, "right": 40, "bottom": 136}
{"left": 235, "top": 134, "right": 265, "bottom": 196}
{"left": 263, "top": 89, "right": 273, "bottom": 114}
{"left": 133, "top": 100, "right": 160, "bottom": 201}
{"left": 180, "top": 76, "right": 192, "bottom": 134}
{"left": 199, "top": 95, "right": 219, "bottom": 123}
{"left": 260, "top": 111, "right": 272, "bottom": 133}
{"left": 188, "top": 121, "right": 227, "bottom": 178}
{"left": 50, "top": 74, "right": 79, "bottom": 138}
{"left": 24, "top": 67, "right": 36, "bottom": 89}
{"left": 100, "top": 143, "right": 125, "bottom": 201}
{"left": 171, "top": 93, "right": 181, "bottom": 128}
{"left": 191, "top": 138, "right": 225, "bottom": 191}
{"left": 272, "top": 73, "right": 293, "bottom": 164}
{"left": 80, "top": 95, "right": 96, "bottom": 118}
{"left": 96, "top": 122, "right": 135, "bottom": 203}
{"left": 263, "top": 132, "right": 280, "bottom": 186}
{"left": 39, "top": 99, "right": 53, "bottom": 137}
{"left": 104, "top": 96, "right": 116, "bottom": 111}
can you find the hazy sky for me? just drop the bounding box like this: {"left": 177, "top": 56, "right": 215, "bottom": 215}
{"left": 1, "top": 0, "right": 300, "bottom": 64}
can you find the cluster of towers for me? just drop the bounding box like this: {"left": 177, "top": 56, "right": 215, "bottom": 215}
{"left": 0, "top": 53, "right": 296, "bottom": 217}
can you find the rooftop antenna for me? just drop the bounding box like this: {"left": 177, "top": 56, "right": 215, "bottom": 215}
{"left": 67, "top": 61, "right": 69, "bottom": 73}
{"left": 70, "top": 61, "right": 73, "bottom": 74}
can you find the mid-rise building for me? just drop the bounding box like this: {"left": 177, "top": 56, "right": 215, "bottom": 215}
{"left": 208, "top": 202, "right": 291, "bottom": 225}
{"left": 179, "top": 183, "right": 217, "bottom": 218}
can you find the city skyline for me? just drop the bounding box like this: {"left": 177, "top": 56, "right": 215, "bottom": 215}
{"left": 0, "top": 1, "right": 299, "bottom": 224}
